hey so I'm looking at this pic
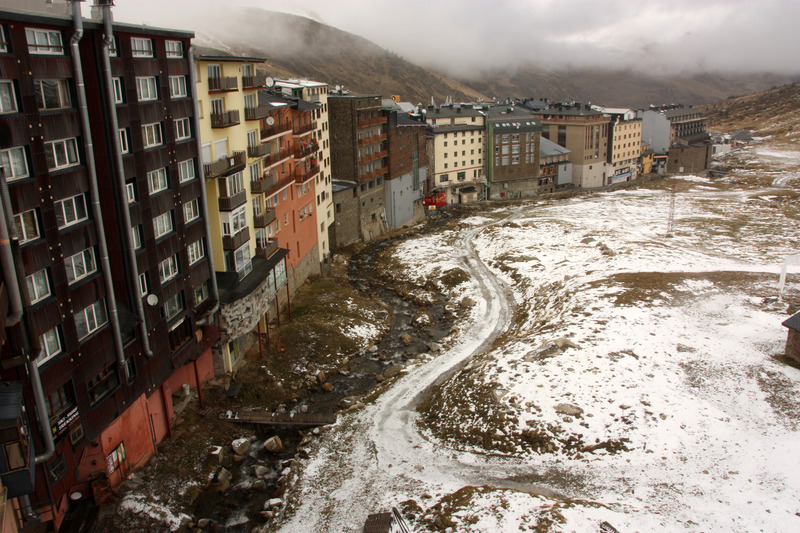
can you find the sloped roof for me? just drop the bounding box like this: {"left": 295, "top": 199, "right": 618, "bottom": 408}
{"left": 540, "top": 137, "right": 571, "bottom": 157}
{"left": 783, "top": 311, "right": 800, "bottom": 332}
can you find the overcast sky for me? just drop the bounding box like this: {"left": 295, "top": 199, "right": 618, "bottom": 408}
{"left": 111, "top": 0, "right": 800, "bottom": 76}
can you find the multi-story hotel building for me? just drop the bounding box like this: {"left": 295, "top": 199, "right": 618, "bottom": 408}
{"left": 0, "top": 2, "right": 219, "bottom": 529}
{"left": 594, "top": 106, "right": 642, "bottom": 183}
{"left": 485, "top": 105, "right": 542, "bottom": 199}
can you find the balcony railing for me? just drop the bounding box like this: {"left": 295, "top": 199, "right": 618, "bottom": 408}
{"left": 203, "top": 151, "right": 246, "bottom": 179}
{"left": 357, "top": 133, "right": 387, "bottom": 146}
{"left": 211, "top": 110, "right": 240, "bottom": 128}
{"left": 256, "top": 238, "right": 280, "bottom": 260}
{"left": 208, "top": 76, "right": 238, "bottom": 92}
{"left": 295, "top": 164, "right": 320, "bottom": 182}
{"left": 360, "top": 166, "right": 388, "bottom": 181}
{"left": 245, "top": 105, "right": 270, "bottom": 121}
{"left": 218, "top": 189, "right": 247, "bottom": 211}
{"left": 262, "top": 174, "right": 295, "bottom": 197}
{"left": 294, "top": 142, "right": 319, "bottom": 159}
{"left": 222, "top": 227, "right": 250, "bottom": 250}
{"left": 263, "top": 147, "right": 292, "bottom": 168}
{"left": 292, "top": 122, "right": 317, "bottom": 136}
{"left": 242, "top": 74, "right": 268, "bottom": 89}
{"left": 250, "top": 175, "right": 275, "bottom": 194}
{"left": 247, "top": 143, "right": 270, "bottom": 158}
{"left": 357, "top": 116, "right": 387, "bottom": 129}
{"left": 261, "top": 122, "right": 293, "bottom": 139}
{"left": 359, "top": 149, "right": 388, "bottom": 164}
{"left": 253, "top": 209, "right": 277, "bottom": 227}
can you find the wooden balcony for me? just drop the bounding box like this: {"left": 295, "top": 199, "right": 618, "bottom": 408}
{"left": 292, "top": 122, "right": 317, "bottom": 136}
{"left": 357, "top": 115, "right": 387, "bottom": 129}
{"left": 247, "top": 143, "right": 270, "bottom": 158}
{"left": 222, "top": 227, "right": 250, "bottom": 250}
{"left": 208, "top": 76, "right": 238, "bottom": 92}
{"left": 242, "top": 74, "right": 268, "bottom": 89}
{"left": 218, "top": 189, "right": 247, "bottom": 211}
{"left": 294, "top": 142, "right": 319, "bottom": 159}
{"left": 253, "top": 209, "right": 276, "bottom": 227}
{"left": 204, "top": 151, "right": 246, "bottom": 179}
{"left": 211, "top": 110, "right": 240, "bottom": 128}
{"left": 256, "top": 238, "right": 280, "bottom": 260}
{"left": 263, "top": 148, "right": 292, "bottom": 168}
{"left": 295, "top": 164, "right": 320, "bottom": 182}
{"left": 360, "top": 166, "right": 388, "bottom": 181}
{"left": 357, "top": 133, "right": 387, "bottom": 146}
{"left": 260, "top": 122, "right": 292, "bottom": 140}
{"left": 262, "top": 174, "right": 295, "bottom": 197}
{"left": 245, "top": 105, "right": 270, "bottom": 121}
{"left": 250, "top": 174, "right": 276, "bottom": 194}
{"left": 359, "top": 149, "right": 388, "bottom": 164}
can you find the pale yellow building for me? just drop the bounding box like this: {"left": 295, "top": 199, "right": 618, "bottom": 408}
{"left": 596, "top": 107, "right": 643, "bottom": 183}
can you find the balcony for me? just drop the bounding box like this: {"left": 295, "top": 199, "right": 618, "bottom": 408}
{"left": 208, "top": 76, "right": 238, "bottom": 92}
{"left": 247, "top": 143, "right": 270, "bottom": 158}
{"left": 292, "top": 122, "right": 317, "bottom": 136}
{"left": 261, "top": 174, "right": 295, "bottom": 197}
{"left": 263, "top": 147, "right": 292, "bottom": 168}
{"left": 204, "top": 151, "right": 246, "bottom": 180}
{"left": 359, "top": 149, "right": 388, "bottom": 164}
{"left": 295, "top": 164, "right": 320, "bottom": 182}
{"left": 218, "top": 189, "right": 247, "bottom": 211}
{"left": 253, "top": 208, "right": 276, "bottom": 227}
{"left": 211, "top": 110, "right": 240, "bottom": 128}
{"left": 256, "top": 238, "right": 280, "bottom": 260}
{"left": 242, "top": 74, "right": 268, "bottom": 89}
{"left": 222, "top": 227, "right": 250, "bottom": 250}
{"left": 360, "top": 166, "right": 388, "bottom": 181}
{"left": 357, "top": 133, "right": 387, "bottom": 146}
{"left": 261, "top": 122, "right": 293, "bottom": 139}
{"left": 245, "top": 105, "right": 270, "bottom": 121}
{"left": 294, "top": 142, "right": 319, "bottom": 159}
{"left": 357, "top": 115, "right": 387, "bottom": 129}
{"left": 250, "top": 174, "right": 275, "bottom": 194}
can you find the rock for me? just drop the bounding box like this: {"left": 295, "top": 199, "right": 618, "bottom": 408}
{"left": 253, "top": 465, "right": 269, "bottom": 478}
{"left": 316, "top": 370, "right": 326, "bottom": 383}
{"left": 259, "top": 511, "right": 274, "bottom": 521}
{"left": 296, "top": 448, "right": 309, "bottom": 459}
{"left": 581, "top": 237, "right": 595, "bottom": 244}
{"left": 215, "top": 468, "right": 232, "bottom": 492}
{"left": 264, "top": 436, "right": 283, "bottom": 453}
{"left": 197, "top": 518, "right": 211, "bottom": 528}
{"left": 231, "top": 438, "right": 250, "bottom": 456}
{"left": 659, "top": 413, "right": 667, "bottom": 420}
{"left": 299, "top": 404, "right": 308, "bottom": 413}
{"left": 267, "top": 498, "right": 283, "bottom": 509}
{"left": 376, "top": 373, "right": 385, "bottom": 382}
{"left": 209, "top": 446, "right": 225, "bottom": 464}
{"left": 252, "top": 479, "right": 266, "bottom": 491}
{"left": 554, "top": 403, "right": 584, "bottom": 416}
{"left": 554, "top": 337, "right": 580, "bottom": 350}
{"left": 383, "top": 364, "right": 404, "bottom": 378}
{"left": 427, "top": 342, "right": 442, "bottom": 353}
{"left": 232, "top": 454, "right": 245, "bottom": 463}
{"left": 492, "top": 388, "right": 507, "bottom": 402}
{"left": 321, "top": 382, "right": 334, "bottom": 392}
{"left": 400, "top": 333, "right": 412, "bottom": 345}
{"left": 368, "top": 344, "right": 379, "bottom": 353}
{"left": 340, "top": 397, "right": 355, "bottom": 409}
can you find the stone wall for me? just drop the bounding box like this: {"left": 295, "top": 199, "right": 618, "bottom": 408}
{"left": 786, "top": 329, "right": 800, "bottom": 365}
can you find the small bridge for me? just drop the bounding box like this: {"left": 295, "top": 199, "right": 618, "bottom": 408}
{"left": 220, "top": 410, "right": 336, "bottom": 427}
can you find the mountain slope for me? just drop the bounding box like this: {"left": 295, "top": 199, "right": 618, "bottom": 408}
{"left": 701, "top": 82, "right": 800, "bottom": 138}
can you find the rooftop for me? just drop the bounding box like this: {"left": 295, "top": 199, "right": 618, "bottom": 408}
{"left": 194, "top": 46, "right": 266, "bottom": 63}
{"left": 540, "top": 137, "right": 571, "bottom": 157}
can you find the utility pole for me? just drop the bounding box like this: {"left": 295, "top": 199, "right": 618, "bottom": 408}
{"left": 666, "top": 183, "right": 676, "bottom": 237}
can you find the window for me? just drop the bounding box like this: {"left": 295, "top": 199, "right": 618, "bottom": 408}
{"left": 131, "top": 37, "right": 153, "bottom": 58}
{"left": 135, "top": 77, "right": 158, "bottom": 101}
{"left": 174, "top": 117, "right": 191, "bottom": 140}
{"left": 87, "top": 365, "right": 118, "bottom": 405}
{"left": 0, "top": 25, "right": 7, "bottom": 53}
{"left": 440, "top": 174, "right": 449, "bottom": 182}
{"left": 187, "top": 239, "right": 205, "bottom": 265}
{"left": 55, "top": 194, "right": 88, "bottom": 228}
{"left": 44, "top": 138, "right": 79, "bottom": 170}
{"left": 169, "top": 76, "right": 186, "bottom": 98}
{"left": 138, "top": 272, "right": 149, "bottom": 297}
{"left": 153, "top": 211, "right": 173, "bottom": 238}
{"left": 178, "top": 159, "right": 195, "bottom": 182}
{"left": 33, "top": 79, "right": 69, "bottom": 110}
{"left": 14, "top": 209, "right": 39, "bottom": 244}
{"left": 26, "top": 28, "right": 63, "bottom": 55}
{"left": 49, "top": 453, "right": 66, "bottom": 481}
{"left": 118, "top": 128, "right": 129, "bottom": 154}
{"left": 142, "top": 123, "right": 162, "bottom": 148}
{"left": 64, "top": 248, "right": 96, "bottom": 284}
{"left": 230, "top": 242, "right": 252, "bottom": 277}
{"left": 131, "top": 225, "right": 143, "bottom": 249}
{"left": 26, "top": 268, "right": 50, "bottom": 304}
{"left": 164, "top": 292, "right": 184, "bottom": 321}
{"left": 221, "top": 205, "right": 247, "bottom": 236}
{"left": 165, "top": 40, "right": 183, "bottom": 58}
{"left": 75, "top": 299, "right": 108, "bottom": 340}
{"left": 183, "top": 198, "right": 200, "bottom": 223}
{"left": 159, "top": 254, "right": 179, "bottom": 284}
{"left": 112, "top": 77, "right": 123, "bottom": 103}
{"left": 0, "top": 147, "right": 29, "bottom": 181}
{"left": 125, "top": 182, "right": 136, "bottom": 203}
{"left": 39, "top": 327, "right": 62, "bottom": 365}
{"left": 194, "top": 282, "right": 209, "bottom": 305}
{"left": 0, "top": 80, "right": 17, "bottom": 113}
{"left": 147, "top": 168, "right": 168, "bottom": 194}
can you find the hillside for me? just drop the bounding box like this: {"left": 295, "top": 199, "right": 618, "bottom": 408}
{"left": 701, "top": 82, "right": 800, "bottom": 139}
{"left": 188, "top": 7, "right": 799, "bottom": 108}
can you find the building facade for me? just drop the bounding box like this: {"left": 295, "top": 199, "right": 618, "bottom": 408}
{"left": 485, "top": 105, "right": 542, "bottom": 199}
{"left": 0, "top": 4, "right": 219, "bottom": 530}
{"left": 538, "top": 137, "right": 573, "bottom": 190}
{"left": 595, "top": 107, "right": 642, "bottom": 183}
{"left": 384, "top": 110, "right": 426, "bottom": 229}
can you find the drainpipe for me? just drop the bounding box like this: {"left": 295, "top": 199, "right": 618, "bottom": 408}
{"left": 70, "top": 0, "right": 128, "bottom": 379}
{"left": 99, "top": 2, "right": 152, "bottom": 357}
{"left": 0, "top": 170, "right": 22, "bottom": 326}
{"left": 187, "top": 45, "right": 220, "bottom": 326}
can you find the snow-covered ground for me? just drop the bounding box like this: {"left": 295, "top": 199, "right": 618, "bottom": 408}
{"left": 274, "top": 146, "right": 800, "bottom": 532}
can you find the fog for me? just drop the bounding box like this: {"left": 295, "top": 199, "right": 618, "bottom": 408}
{"left": 111, "top": 0, "right": 800, "bottom": 77}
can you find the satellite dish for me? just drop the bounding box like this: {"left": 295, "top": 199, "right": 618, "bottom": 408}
{"left": 335, "top": 85, "right": 341, "bottom": 92}
{"left": 146, "top": 294, "right": 159, "bottom": 307}
{"left": 266, "top": 116, "right": 275, "bottom": 126}
{"left": 265, "top": 77, "right": 274, "bottom": 88}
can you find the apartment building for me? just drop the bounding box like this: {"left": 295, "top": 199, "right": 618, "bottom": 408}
{"left": 528, "top": 102, "right": 611, "bottom": 188}
{"left": 0, "top": 3, "right": 219, "bottom": 530}
{"left": 538, "top": 137, "right": 573, "bottom": 190}
{"left": 384, "top": 110, "right": 426, "bottom": 229}
{"left": 485, "top": 105, "right": 542, "bottom": 199}
{"left": 328, "top": 94, "right": 388, "bottom": 244}
{"left": 637, "top": 105, "right": 711, "bottom": 174}
{"left": 594, "top": 107, "right": 642, "bottom": 183}
{"left": 424, "top": 104, "right": 486, "bottom": 204}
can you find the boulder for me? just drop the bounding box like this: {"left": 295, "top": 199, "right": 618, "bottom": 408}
{"left": 252, "top": 464, "right": 269, "bottom": 478}
{"left": 400, "top": 333, "right": 412, "bottom": 345}
{"left": 554, "top": 403, "right": 583, "bottom": 416}
{"left": 231, "top": 438, "right": 250, "bottom": 456}
{"left": 383, "top": 365, "right": 404, "bottom": 379}
{"left": 215, "top": 468, "right": 232, "bottom": 492}
{"left": 315, "top": 370, "right": 326, "bottom": 384}
{"left": 554, "top": 338, "right": 580, "bottom": 350}
{"left": 321, "top": 382, "right": 334, "bottom": 392}
{"left": 460, "top": 297, "right": 476, "bottom": 308}
{"left": 209, "top": 446, "right": 225, "bottom": 464}
{"left": 367, "top": 344, "right": 379, "bottom": 353}
{"left": 427, "top": 342, "right": 443, "bottom": 353}
{"left": 265, "top": 436, "right": 283, "bottom": 453}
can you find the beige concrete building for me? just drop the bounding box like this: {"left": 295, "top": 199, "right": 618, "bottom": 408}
{"left": 595, "top": 107, "right": 642, "bottom": 183}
